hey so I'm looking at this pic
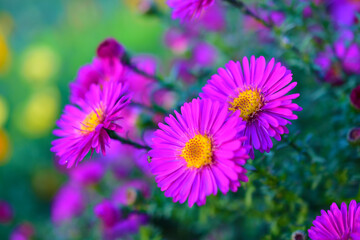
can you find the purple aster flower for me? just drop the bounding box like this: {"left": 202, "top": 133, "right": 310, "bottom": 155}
{"left": 167, "top": 0, "right": 215, "bottom": 21}
{"left": 200, "top": 56, "right": 301, "bottom": 158}
{"left": 164, "top": 27, "right": 190, "bottom": 54}
{"left": 51, "top": 184, "right": 86, "bottom": 224}
{"left": 308, "top": 200, "right": 360, "bottom": 240}
{"left": 338, "top": 43, "right": 360, "bottom": 74}
{"left": 51, "top": 80, "right": 130, "bottom": 168}
{"left": 150, "top": 98, "right": 249, "bottom": 207}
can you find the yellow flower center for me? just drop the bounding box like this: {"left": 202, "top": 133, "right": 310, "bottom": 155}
{"left": 80, "top": 108, "right": 104, "bottom": 133}
{"left": 181, "top": 134, "right": 213, "bottom": 169}
{"left": 229, "top": 89, "right": 263, "bottom": 121}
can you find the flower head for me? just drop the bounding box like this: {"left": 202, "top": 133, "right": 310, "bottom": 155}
{"left": 51, "top": 81, "right": 130, "bottom": 168}
{"left": 97, "top": 38, "right": 124, "bottom": 60}
{"left": 200, "top": 56, "right": 301, "bottom": 158}
{"left": 308, "top": 200, "right": 360, "bottom": 240}
{"left": 149, "top": 98, "right": 249, "bottom": 207}
{"left": 167, "top": 0, "right": 215, "bottom": 21}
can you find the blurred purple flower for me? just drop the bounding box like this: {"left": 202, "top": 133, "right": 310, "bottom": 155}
{"left": 327, "top": 0, "right": 360, "bottom": 28}
{"left": 51, "top": 81, "right": 130, "bottom": 168}
{"left": 103, "top": 213, "right": 148, "bottom": 240}
{"left": 112, "top": 180, "right": 151, "bottom": 206}
{"left": 52, "top": 184, "right": 86, "bottom": 224}
{"left": 69, "top": 64, "right": 103, "bottom": 102}
{"left": 268, "top": 11, "right": 286, "bottom": 26}
{"left": 314, "top": 48, "right": 344, "bottom": 85}
{"left": 192, "top": 42, "right": 218, "bottom": 67}
{"left": 94, "top": 200, "right": 120, "bottom": 228}
{"left": 167, "top": 0, "right": 215, "bottom": 21}
{"left": 195, "top": 2, "right": 226, "bottom": 32}
{"left": 243, "top": 9, "right": 285, "bottom": 43}
{"left": 97, "top": 38, "right": 124, "bottom": 60}
{"left": 70, "top": 161, "right": 105, "bottom": 186}
{"left": 334, "top": 30, "right": 360, "bottom": 74}
{"left": 350, "top": 85, "right": 360, "bottom": 110}
{"left": 338, "top": 43, "right": 360, "bottom": 74}
{"left": 0, "top": 201, "right": 13, "bottom": 224}
{"left": 70, "top": 39, "right": 126, "bottom": 103}
{"left": 124, "top": 55, "right": 157, "bottom": 106}
{"left": 10, "top": 223, "right": 34, "bottom": 240}
{"left": 302, "top": 5, "right": 312, "bottom": 18}
{"left": 164, "top": 28, "right": 190, "bottom": 54}
{"left": 308, "top": 200, "right": 360, "bottom": 240}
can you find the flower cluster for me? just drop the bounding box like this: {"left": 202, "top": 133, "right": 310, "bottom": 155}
{"left": 47, "top": 0, "right": 360, "bottom": 238}
{"left": 52, "top": 33, "right": 301, "bottom": 208}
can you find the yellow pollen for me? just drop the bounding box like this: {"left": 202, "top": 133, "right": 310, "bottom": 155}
{"left": 229, "top": 89, "right": 263, "bottom": 121}
{"left": 181, "top": 134, "right": 213, "bottom": 169}
{"left": 80, "top": 108, "right": 104, "bottom": 133}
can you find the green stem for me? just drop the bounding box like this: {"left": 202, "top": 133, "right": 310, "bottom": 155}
{"left": 284, "top": 137, "right": 312, "bottom": 160}
{"left": 120, "top": 53, "right": 178, "bottom": 92}
{"left": 107, "top": 130, "right": 151, "bottom": 151}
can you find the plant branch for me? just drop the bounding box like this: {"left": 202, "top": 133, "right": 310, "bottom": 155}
{"left": 120, "top": 53, "right": 178, "bottom": 91}
{"left": 224, "top": 0, "right": 271, "bottom": 28}
{"left": 107, "top": 130, "right": 151, "bottom": 151}
{"left": 283, "top": 137, "right": 312, "bottom": 160}
{"left": 223, "top": 0, "right": 322, "bottom": 78}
